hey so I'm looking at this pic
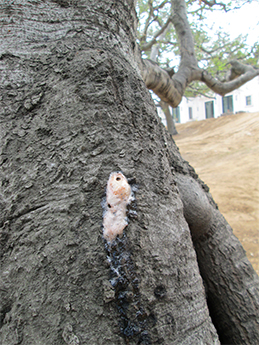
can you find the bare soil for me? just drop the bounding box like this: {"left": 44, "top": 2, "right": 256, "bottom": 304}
{"left": 174, "top": 112, "right": 259, "bottom": 275}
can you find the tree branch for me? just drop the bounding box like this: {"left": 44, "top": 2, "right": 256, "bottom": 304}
{"left": 200, "top": 0, "right": 251, "bottom": 12}
{"left": 170, "top": 0, "right": 200, "bottom": 84}
{"left": 160, "top": 100, "right": 178, "bottom": 135}
{"left": 139, "top": 0, "right": 154, "bottom": 44}
{"left": 139, "top": 0, "right": 259, "bottom": 106}
{"left": 140, "top": 0, "right": 200, "bottom": 107}
{"left": 201, "top": 61, "right": 259, "bottom": 95}
{"left": 154, "top": 0, "right": 170, "bottom": 11}
{"left": 141, "top": 59, "right": 183, "bottom": 106}
{"left": 200, "top": 0, "right": 227, "bottom": 11}
{"left": 141, "top": 15, "right": 172, "bottom": 51}
{"left": 164, "top": 66, "right": 175, "bottom": 77}
{"left": 141, "top": 58, "right": 259, "bottom": 106}
{"left": 197, "top": 42, "right": 230, "bottom": 55}
{"left": 227, "top": 60, "right": 257, "bottom": 80}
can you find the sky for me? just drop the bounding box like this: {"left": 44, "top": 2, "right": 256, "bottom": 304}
{"left": 204, "top": 0, "right": 259, "bottom": 46}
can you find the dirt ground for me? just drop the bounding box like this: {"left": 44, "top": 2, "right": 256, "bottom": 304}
{"left": 174, "top": 112, "right": 259, "bottom": 275}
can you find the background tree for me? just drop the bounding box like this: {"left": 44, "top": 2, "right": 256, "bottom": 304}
{"left": 0, "top": 1, "right": 258, "bottom": 344}
{"left": 137, "top": 0, "right": 259, "bottom": 131}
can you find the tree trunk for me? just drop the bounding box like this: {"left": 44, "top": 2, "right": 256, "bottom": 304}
{"left": 0, "top": 1, "right": 258, "bottom": 345}
{"left": 168, "top": 143, "right": 259, "bottom": 345}
{"left": 149, "top": 29, "right": 178, "bottom": 137}
{"left": 195, "top": 208, "right": 259, "bottom": 345}
{"left": 160, "top": 100, "right": 178, "bottom": 136}
{"left": 0, "top": 1, "right": 219, "bottom": 344}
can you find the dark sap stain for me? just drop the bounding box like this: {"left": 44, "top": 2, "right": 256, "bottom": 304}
{"left": 105, "top": 235, "right": 151, "bottom": 344}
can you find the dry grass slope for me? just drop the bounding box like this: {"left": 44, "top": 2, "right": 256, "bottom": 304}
{"left": 174, "top": 112, "right": 259, "bottom": 275}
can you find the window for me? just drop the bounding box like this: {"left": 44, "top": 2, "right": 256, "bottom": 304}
{"left": 172, "top": 106, "right": 180, "bottom": 123}
{"left": 246, "top": 96, "right": 252, "bottom": 106}
{"left": 205, "top": 101, "right": 214, "bottom": 119}
{"left": 188, "top": 107, "right": 193, "bottom": 120}
{"left": 222, "top": 95, "right": 233, "bottom": 113}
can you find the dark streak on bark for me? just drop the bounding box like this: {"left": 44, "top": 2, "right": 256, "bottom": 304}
{"left": 1, "top": 1, "right": 258, "bottom": 345}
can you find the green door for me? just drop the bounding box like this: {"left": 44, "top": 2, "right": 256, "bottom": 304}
{"left": 222, "top": 95, "right": 233, "bottom": 113}
{"left": 205, "top": 101, "right": 214, "bottom": 119}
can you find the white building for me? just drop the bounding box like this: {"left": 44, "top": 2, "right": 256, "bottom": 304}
{"left": 157, "top": 76, "right": 259, "bottom": 124}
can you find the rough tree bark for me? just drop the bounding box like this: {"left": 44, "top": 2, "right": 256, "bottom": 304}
{"left": 0, "top": 1, "right": 219, "bottom": 344}
{"left": 149, "top": 26, "right": 178, "bottom": 136}
{"left": 0, "top": 1, "right": 258, "bottom": 345}
{"left": 159, "top": 100, "right": 178, "bottom": 136}
{"left": 169, "top": 147, "right": 259, "bottom": 345}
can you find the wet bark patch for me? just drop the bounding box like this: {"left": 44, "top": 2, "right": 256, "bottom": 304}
{"left": 105, "top": 236, "right": 152, "bottom": 344}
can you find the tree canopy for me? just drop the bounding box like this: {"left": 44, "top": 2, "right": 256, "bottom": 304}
{"left": 137, "top": 0, "right": 259, "bottom": 103}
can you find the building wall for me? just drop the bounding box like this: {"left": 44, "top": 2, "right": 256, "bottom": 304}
{"left": 157, "top": 76, "right": 259, "bottom": 124}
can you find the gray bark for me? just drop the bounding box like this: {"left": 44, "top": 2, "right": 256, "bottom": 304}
{"left": 159, "top": 100, "right": 178, "bottom": 136}
{"left": 149, "top": 27, "right": 178, "bottom": 136}
{"left": 1, "top": 1, "right": 259, "bottom": 345}
{"left": 168, "top": 140, "right": 259, "bottom": 345}
{"left": 0, "top": 1, "right": 219, "bottom": 344}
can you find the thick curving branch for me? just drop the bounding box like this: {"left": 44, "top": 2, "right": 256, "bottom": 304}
{"left": 201, "top": 61, "right": 259, "bottom": 96}
{"left": 139, "top": 0, "right": 258, "bottom": 106}
{"left": 140, "top": 59, "right": 183, "bottom": 107}
{"left": 140, "top": 0, "right": 200, "bottom": 107}
{"left": 227, "top": 60, "right": 258, "bottom": 80}
{"left": 141, "top": 58, "right": 259, "bottom": 106}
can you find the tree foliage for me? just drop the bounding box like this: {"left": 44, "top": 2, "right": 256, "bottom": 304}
{"left": 137, "top": 0, "right": 259, "bottom": 98}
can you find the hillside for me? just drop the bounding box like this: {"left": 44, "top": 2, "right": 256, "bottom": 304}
{"left": 174, "top": 112, "right": 259, "bottom": 275}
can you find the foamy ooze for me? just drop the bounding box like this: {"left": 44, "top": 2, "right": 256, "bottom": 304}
{"left": 103, "top": 172, "right": 132, "bottom": 242}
